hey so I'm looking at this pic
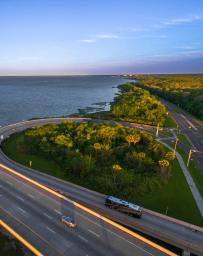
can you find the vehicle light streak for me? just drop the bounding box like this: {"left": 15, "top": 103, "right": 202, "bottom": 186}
{"left": 0, "top": 219, "right": 43, "bottom": 256}
{"left": 0, "top": 163, "right": 177, "bottom": 256}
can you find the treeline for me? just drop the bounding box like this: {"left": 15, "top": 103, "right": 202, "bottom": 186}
{"left": 0, "top": 231, "right": 24, "bottom": 256}
{"left": 23, "top": 121, "right": 175, "bottom": 200}
{"left": 87, "top": 83, "right": 167, "bottom": 126}
{"left": 130, "top": 75, "right": 203, "bottom": 120}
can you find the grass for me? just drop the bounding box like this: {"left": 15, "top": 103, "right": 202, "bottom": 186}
{"left": 177, "top": 134, "right": 190, "bottom": 146}
{"left": 160, "top": 130, "right": 173, "bottom": 137}
{"left": 177, "top": 146, "right": 203, "bottom": 198}
{"left": 2, "top": 132, "right": 203, "bottom": 226}
{"left": 135, "top": 157, "right": 202, "bottom": 226}
{"left": 164, "top": 115, "right": 177, "bottom": 129}
{"left": 2, "top": 133, "right": 63, "bottom": 178}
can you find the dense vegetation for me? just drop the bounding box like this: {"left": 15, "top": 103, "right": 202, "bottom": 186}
{"left": 130, "top": 75, "right": 203, "bottom": 120}
{"left": 86, "top": 83, "right": 167, "bottom": 126}
{"left": 0, "top": 231, "right": 24, "bottom": 256}
{"left": 2, "top": 126, "right": 202, "bottom": 225}
{"left": 20, "top": 121, "right": 174, "bottom": 199}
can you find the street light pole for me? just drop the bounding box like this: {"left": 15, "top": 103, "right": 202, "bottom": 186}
{"left": 165, "top": 206, "right": 168, "bottom": 215}
{"left": 173, "top": 137, "right": 179, "bottom": 155}
{"left": 187, "top": 149, "right": 193, "bottom": 167}
{"left": 156, "top": 123, "right": 159, "bottom": 138}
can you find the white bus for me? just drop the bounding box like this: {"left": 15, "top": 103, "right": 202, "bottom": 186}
{"left": 105, "top": 196, "right": 142, "bottom": 218}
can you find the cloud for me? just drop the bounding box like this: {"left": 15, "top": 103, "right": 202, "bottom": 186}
{"left": 141, "top": 34, "right": 167, "bottom": 38}
{"left": 176, "top": 45, "right": 197, "bottom": 50}
{"left": 180, "top": 50, "right": 203, "bottom": 56}
{"left": 16, "top": 56, "right": 42, "bottom": 62}
{"left": 80, "top": 33, "right": 120, "bottom": 44}
{"left": 80, "top": 39, "right": 96, "bottom": 43}
{"left": 162, "top": 15, "right": 203, "bottom": 26}
{"left": 96, "top": 33, "right": 120, "bottom": 39}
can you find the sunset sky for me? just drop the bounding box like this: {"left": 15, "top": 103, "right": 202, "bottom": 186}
{"left": 1, "top": 0, "right": 203, "bottom": 75}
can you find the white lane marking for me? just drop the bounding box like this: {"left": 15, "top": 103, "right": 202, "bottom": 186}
{"left": 6, "top": 181, "right": 12, "bottom": 185}
{"left": 106, "top": 228, "right": 154, "bottom": 256}
{"left": 88, "top": 229, "right": 100, "bottom": 237}
{"left": 78, "top": 235, "right": 88, "bottom": 243}
{"left": 17, "top": 207, "right": 26, "bottom": 214}
{"left": 16, "top": 195, "right": 25, "bottom": 202}
{"left": 0, "top": 194, "right": 2, "bottom": 197}
{"left": 28, "top": 193, "right": 35, "bottom": 199}
{"left": 54, "top": 209, "right": 61, "bottom": 215}
{"left": 43, "top": 212, "right": 53, "bottom": 219}
{"left": 77, "top": 212, "right": 154, "bottom": 256}
{"left": 46, "top": 226, "right": 56, "bottom": 234}
{"left": 181, "top": 114, "right": 197, "bottom": 130}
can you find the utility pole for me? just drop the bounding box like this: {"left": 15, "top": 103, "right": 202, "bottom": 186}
{"left": 173, "top": 137, "right": 179, "bottom": 155}
{"left": 156, "top": 123, "right": 159, "bottom": 138}
{"left": 165, "top": 206, "right": 168, "bottom": 215}
{"left": 187, "top": 149, "right": 193, "bottom": 167}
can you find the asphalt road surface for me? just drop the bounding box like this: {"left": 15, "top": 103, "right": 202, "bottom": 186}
{"left": 0, "top": 164, "right": 168, "bottom": 256}
{"left": 161, "top": 99, "right": 203, "bottom": 172}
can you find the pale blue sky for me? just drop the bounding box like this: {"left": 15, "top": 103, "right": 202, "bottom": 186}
{"left": 0, "top": 0, "right": 203, "bottom": 75}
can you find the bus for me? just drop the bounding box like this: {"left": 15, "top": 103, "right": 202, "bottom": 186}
{"left": 105, "top": 196, "right": 142, "bottom": 218}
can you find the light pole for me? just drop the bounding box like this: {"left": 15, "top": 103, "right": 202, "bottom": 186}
{"left": 173, "top": 137, "right": 179, "bottom": 155}
{"left": 156, "top": 123, "right": 160, "bottom": 138}
{"left": 165, "top": 206, "right": 168, "bottom": 215}
{"left": 187, "top": 149, "right": 196, "bottom": 167}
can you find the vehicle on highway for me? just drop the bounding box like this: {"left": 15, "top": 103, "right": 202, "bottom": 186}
{"left": 61, "top": 216, "right": 76, "bottom": 228}
{"left": 105, "top": 196, "right": 142, "bottom": 218}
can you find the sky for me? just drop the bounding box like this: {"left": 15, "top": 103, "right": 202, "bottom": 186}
{"left": 0, "top": 0, "right": 203, "bottom": 75}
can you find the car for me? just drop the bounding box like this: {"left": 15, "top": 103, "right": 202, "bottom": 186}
{"left": 61, "top": 216, "right": 76, "bottom": 228}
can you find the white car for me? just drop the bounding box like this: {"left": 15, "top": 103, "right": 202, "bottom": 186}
{"left": 61, "top": 216, "right": 76, "bottom": 228}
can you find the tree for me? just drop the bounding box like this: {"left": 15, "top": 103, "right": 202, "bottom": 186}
{"left": 165, "top": 151, "right": 176, "bottom": 161}
{"left": 159, "top": 159, "right": 170, "bottom": 176}
{"left": 126, "top": 134, "right": 140, "bottom": 145}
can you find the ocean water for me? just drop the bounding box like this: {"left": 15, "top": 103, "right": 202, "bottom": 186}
{"left": 0, "top": 76, "right": 129, "bottom": 125}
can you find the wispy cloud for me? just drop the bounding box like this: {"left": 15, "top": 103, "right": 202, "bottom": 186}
{"left": 80, "top": 39, "right": 96, "bottom": 43}
{"left": 96, "top": 33, "right": 120, "bottom": 39}
{"left": 16, "top": 56, "right": 42, "bottom": 62}
{"left": 176, "top": 45, "right": 198, "bottom": 50}
{"left": 80, "top": 33, "right": 120, "bottom": 44}
{"left": 141, "top": 34, "right": 167, "bottom": 38}
{"left": 163, "top": 15, "right": 202, "bottom": 26}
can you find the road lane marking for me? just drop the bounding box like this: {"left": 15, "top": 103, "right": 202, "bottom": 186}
{"left": 46, "top": 226, "right": 56, "bottom": 234}
{"left": 0, "top": 206, "right": 63, "bottom": 256}
{"left": 16, "top": 196, "right": 25, "bottom": 202}
{"left": 78, "top": 235, "right": 88, "bottom": 243}
{"left": 17, "top": 207, "right": 26, "bottom": 214}
{"left": 78, "top": 212, "right": 154, "bottom": 255}
{"left": 43, "top": 213, "right": 53, "bottom": 219}
{"left": 6, "top": 180, "right": 12, "bottom": 185}
{"left": 180, "top": 114, "right": 197, "bottom": 130}
{"left": 54, "top": 209, "right": 61, "bottom": 215}
{"left": 0, "top": 163, "right": 177, "bottom": 256}
{"left": 28, "top": 193, "right": 35, "bottom": 199}
{"left": 88, "top": 229, "right": 100, "bottom": 237}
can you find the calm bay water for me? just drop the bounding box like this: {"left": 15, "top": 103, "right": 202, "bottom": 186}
{"left": 0, "top": 76, "right": 129, "bottom": 125}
